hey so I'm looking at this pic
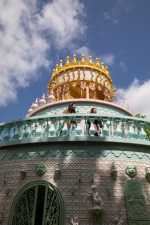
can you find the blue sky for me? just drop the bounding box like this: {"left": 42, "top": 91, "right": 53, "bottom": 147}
{"left": 0, "top": 0, "right": 150, "bottom": 123}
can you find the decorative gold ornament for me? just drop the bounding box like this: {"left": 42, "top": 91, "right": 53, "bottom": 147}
{"left": 47, "top": 54, "right": 116, "bottom": 102}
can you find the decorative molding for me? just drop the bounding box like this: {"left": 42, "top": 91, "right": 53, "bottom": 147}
{"left": 1, "top": 144, "right": 150, "bottom": 162}
{"left": 28, "top": 99, "right": 133, "bottom": 117}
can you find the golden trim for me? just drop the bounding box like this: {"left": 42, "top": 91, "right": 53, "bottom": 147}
{"left": 47, "top": 54, "right": 116, "bottom": 102}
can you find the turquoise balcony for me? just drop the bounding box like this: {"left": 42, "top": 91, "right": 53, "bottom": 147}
{"left": 0, "top": 113, "right": 149, "bottom": 148}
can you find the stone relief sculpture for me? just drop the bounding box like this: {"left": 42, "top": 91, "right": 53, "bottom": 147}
{"left": 71, "top": 216, "right": 79, "bottom": 225}
{"left": 111, "top": 163, "right": 117, "bottom": 181}
{"left": 106, "top": 186, "right": 111, "bottom": 196}
{"left": 20, "top": 170, "right": 26, "bottom": 179}
{"left": 5, "top": 187, "right": 11, "bottom": 195}
{"left": 2, "top": 169, "right": 7, "bottom": 183}
{"left": 145, "top": 166, "right": 150, "bottom": 183}
{"left": 35, "top": 162, "right": 47, "bottom": 175}
{"left": 124, "top": 165, "right": 150, "bottom": 225}
{"left": 113, "top": 211, "right": 123, "bottom": 225}
{"left": 91, "top": 185, "right": 103, "bottom": 209}
{"left": 78, "top": 168, "right": 82, "bottom": 182}
{"left": 125, "top": 164, "right": 137, "bottom": 178}
{"left": 54, "top": 163, "right": 61, "bottom": 179}
{"left": 70, "top": 185, "right": 76, "bottom": 195}
{"left": 90, "top": 168, "right": 94, "bottom": 183}
{"left": 88, "top": 185, "right": 104, "bottom": 225}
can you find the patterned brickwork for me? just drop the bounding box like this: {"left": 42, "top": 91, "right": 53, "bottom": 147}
{"left": 0, "top": 158, "right": 150, "bottom": 225}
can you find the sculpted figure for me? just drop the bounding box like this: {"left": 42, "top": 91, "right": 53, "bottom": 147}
{"left": 98, "top": 84, "right": 102, "bottom": 91}
{"left": 89, "top": 82, "right": 95, "bottom": 92}
{"left": 63, "top": 83, "right": 70, "bottom": 99}
{"left": 124, "top": 165, "right": 150, "bottom": 224}
{"left": 90, "top": 185, "right": 103, "bottom": 209}
{"left": 81, "top": 81, "right": 86, "bottom": 90}
{"left": 63, "top": 83, "right": 73, "bottom": 99}
{"left": 81, "top": 81, "right": 86, "bottom": 98}
{"left": 35, "top": 162, "right": 46, "bottom": 175}
{"left": 103, "top": 88, "right": 108, "bottom": 101}
{"left": 113, "top": 212, "right": 123, "bottom": 225}
{"left": 107, "top": 92, "right": 112, "bottom": 102}
{"left": 125, "top": 165, "right": 137, "bottom": 178}
{"left": 72, "top": 81, "right": 77, "bottom": 87}
{"left": 146, "top": 173, "right": 150, "bottom": 183}
{"left": 111, "top": 163, "right": 117, "bottom": 180}
{"left": 56, "top": 86, "right": 62, "bottom": 101}
{"left": 71, "top": 216, "right": 79, "bottom": 225}
{"left": 89, "top": 82, "right": 97, "bottom": 99}
{"left": 145, "top": 166, "right": 150, "bottom": 183}
{"left": 113, "top": 218, "right": 123, "bottom": 225}
{"left": 103, "top": 87, "right": 108, "bottom": 94}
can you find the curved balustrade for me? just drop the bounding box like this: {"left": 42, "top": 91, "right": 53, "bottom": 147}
{"left": 0, "top": 114, "right": 150, "bottom": 145}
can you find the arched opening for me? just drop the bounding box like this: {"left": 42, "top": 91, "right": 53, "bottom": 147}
{"left": 8, "top": 180, "right": 65, "bottom": 225}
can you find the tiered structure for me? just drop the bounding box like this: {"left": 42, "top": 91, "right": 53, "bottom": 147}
{"left": 47, "top": 54, "right": 116, "bottom": 101}
{"left": 0, "top": 55, "right": 150, "bottom": 225}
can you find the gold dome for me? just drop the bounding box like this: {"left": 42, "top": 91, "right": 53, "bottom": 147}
{"left": 47, "top": 54, "right": 116, "bottom": 102}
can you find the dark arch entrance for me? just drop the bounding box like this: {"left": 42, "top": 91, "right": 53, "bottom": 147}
{"left": 8, "top": 180, "right": 65, "bottom": 225}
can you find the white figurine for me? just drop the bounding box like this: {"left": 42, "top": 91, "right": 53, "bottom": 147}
{"left": 71, "top": 216, "right": 79, "bottom": 225}
{"left": 90, "top": 185, "right": 103, "bottom": 209}
{"left": 113, "top": 212, "right": 123, "bottom": 225}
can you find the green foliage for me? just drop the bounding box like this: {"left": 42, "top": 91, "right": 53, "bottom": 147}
{"left": 135, "top": 114, "right": 150, "bottom": 141}
{"left": 135, "top": 113, "right": 146, "bottom": 119}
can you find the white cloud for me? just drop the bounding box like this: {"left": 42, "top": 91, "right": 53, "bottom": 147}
{"left": 75, "top": 46, "right": 90, "bottom": 59}
{"left": 99, "top": 53, "right": 115, "bottom": 66}
{"left": 103, "top": 12, "right": 118, "bottom": 24}
{"left": 38, "top": 0, "right": 86, "bottom": 49}
{"left": 117, "top": 79, "right": 150, "bottom": 118}
{"left": 0, "top": 0, "right": 86, "bottom": 106}
{"left": 103, "top": 0, "right": 133, "bottom": 24}
{"left": 120, "top": 61, "right": 126, "bottom": 71}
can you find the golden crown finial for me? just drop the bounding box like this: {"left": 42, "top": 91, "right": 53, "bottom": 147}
{"left": 59, "top": 60, "right": 63, "bottom": 68}
{"left": 73, "top": 54, "right": 76, "bottom": 63}
{"left": 105, "top": 66, "right": 109, "bottom": 75}
{"left": 89, "top": 55, "right": 93, "bottom": 63}
{"left": 52, "top": 69, "right": 56, "bottom": 76}
{"left": 81, "top": 54, "right": 85, "bottom": 62}
{"left": 56, "top": 64, "right": 59, "bottom": 72}
{"left": 66, "top": 56, "right": 70, "bottom": 65}
{"left": 96, "top": 58, "right": 100, "bottom": 66}
{"left": 101, "top": 62, "right": 104, "bottom": 69}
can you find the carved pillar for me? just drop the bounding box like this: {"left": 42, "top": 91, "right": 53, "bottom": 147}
{"left": 86, "top": 85, "right": 89, "bottom": 99}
